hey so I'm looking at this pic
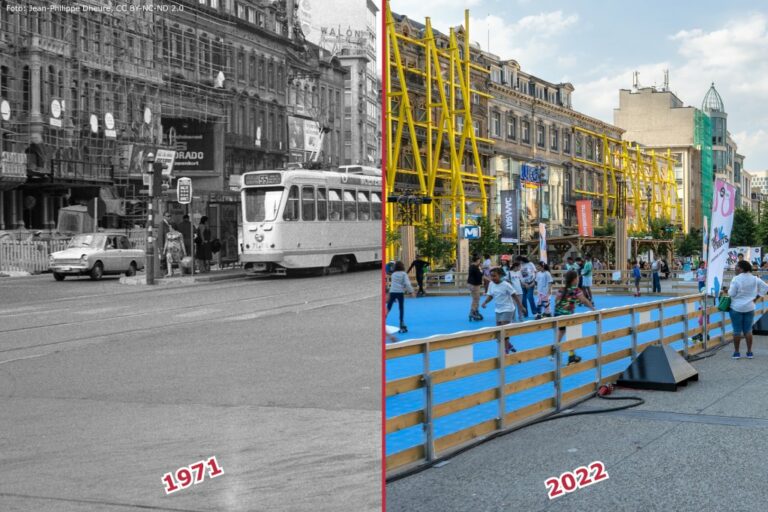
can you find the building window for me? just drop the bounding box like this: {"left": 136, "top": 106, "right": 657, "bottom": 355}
{"left": 575, "top": 134, "right": 583, "bottom": 156}
{"left": 249, "top": 55, "right": 256, "bottom": 84}
{"left": 491, "top": 111, "right": 500, "bottom": 137}
{"left": 563, "top": 132, "right": 571, "bottom": 154}
{"left": 521, "top": 119, "right": 530, "bottom": 143}
{"left": 259, "top": 56, "right": 266, "bottom": 87}
{"left": 507, "top": 116, "right": 516, "bottom": 140}
{"left": 268, "top": 61, "right": 274, "bottom": 89}
{"left": 536, "top": 124, "right": 545, "bottom": 148}
{"left": 237, "top": 51, "right": 245, "bottom": 82}
{"left": 550, "top": 127, "right": 558, "bottom": 151}
{"left": 473, "top": 119, "right": 479, "bottom": 137}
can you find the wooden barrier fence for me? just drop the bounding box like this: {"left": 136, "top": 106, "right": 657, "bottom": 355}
{"left": 385, "top": 293, "right": 766, "bottom": 477}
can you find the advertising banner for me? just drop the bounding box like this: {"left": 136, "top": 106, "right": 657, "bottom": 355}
{"left": 500, "top": 190, "right": 519, "bottom": 243}
{"left": 576, "top": 200, "right": 594, "bottom": 237}
{"left": 289, "top": 117, "right": 321, "bottom": 153}
{"left": 705, "top": 179, "right": 737, "bottom": 297}
{"left": 539, "top": 223, "right": 547, "bottom": 264}
{"left": 726, "top": 246, "right": 763, "bottom": 269}
{"left": 702, "top": 215, "right": 708, "bottom": 263}
{"left": 162, "top": 119, "right": 215, "bottom": 173}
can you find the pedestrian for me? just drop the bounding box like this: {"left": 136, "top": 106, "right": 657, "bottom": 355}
{"left": 516, "top": 256, "right": 538, "bottom": 318}
{"left": 163, "top": 227, "right": 186, "bottom": 277}
{"left": 177, "top": 214, "right": 193, "bottom": 257}
{"left": 482, "top": 268, "right": 525, "bottom": 354}
{"left": 633, "top": 260, "right": 642, "bottom": 297}
{"left": 651, "top": 255, "right": 662, "bottom": 293}
{"left": 482, "top": 253, "right": 493, "bottom": 291}
{"left": 575, "top": 257, "right": 585, "bottom": 291}
{"left": 727, "top": 260, "right": 768, "bottom": 359}
{"left": 500, "top": 256, "right": 512, "bottom": 283}
{"left": 387, "top": 261, "right": 416, "bottom": 333}
{"left": 581, "top": 254, "right": 594, "bottom": 305}
{"left": 509, "top": 260, "right": 526, "bottom": 321}
{"left": 696, "top": 261, "right": 706, "bottom": 293}
{"left": 661, "top": 259, "right": 670, "bottom": 279}
{"left": 407, "top": 255, "right": 429, "bottom": 296}
{"left": 467, "top": 254, "right": 485, "bottom": 321}
{"left": 555, "top": 270, "right": 596, "bottom": 365}
{"left": 535, "top": 261, "right": 553, "bottom": 319}
{"left": 564, "top": 256, "right": 577, "bottom": 272}
{"left": 195, "top": 215, "right": 213, "bottom": 272}
{"left": 160, "top": 211, "right": 173, "bottom": 270}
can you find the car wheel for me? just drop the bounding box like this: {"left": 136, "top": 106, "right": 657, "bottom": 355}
{"left": 126, "top": 262, "right": 137, "bottom": 277}
{"left": 53, "top": 272, "right": 65, "bottom": 281}
{"left": 89, "top": 262, "right": 104, "bottom": 281}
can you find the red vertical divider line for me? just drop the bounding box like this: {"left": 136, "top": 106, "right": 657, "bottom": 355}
{"left": 380, "top": 0, "right": 388, "bottom": 509}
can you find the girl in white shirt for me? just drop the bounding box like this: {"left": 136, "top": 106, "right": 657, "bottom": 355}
{"left": 535, "top": 262, "right": 553, "bottom": 319}
{"left": 727, "top": 260, "right": 768, "bottom": 359}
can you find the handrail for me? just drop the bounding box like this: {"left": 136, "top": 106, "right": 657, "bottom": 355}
{"left": 385, "top": 292, "right": 760, "bottom": 476}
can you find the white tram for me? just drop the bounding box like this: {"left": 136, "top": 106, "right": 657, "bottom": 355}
{"left": 239, "top": 168, "right": 382, "bottom": 275}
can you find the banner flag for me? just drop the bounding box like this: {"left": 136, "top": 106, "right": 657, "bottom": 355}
{"left": 705, "top": 179, "right": 736, "bottom": 298}
{"left": 539, "top": 223, "right": 547, "bottom": 263}
{"left": 576, "top": 200, "right": 593, "bottom": 237}
{"left": 500, "top": 190, "right": 519, "bottom": 243}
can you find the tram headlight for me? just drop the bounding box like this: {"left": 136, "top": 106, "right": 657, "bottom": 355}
{"left": 255, "top": 233, "right": 264, "bottom": 242}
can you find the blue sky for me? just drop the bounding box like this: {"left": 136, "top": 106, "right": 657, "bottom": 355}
{"left": 389, "top": 0, "right": 768, "bottom": 171}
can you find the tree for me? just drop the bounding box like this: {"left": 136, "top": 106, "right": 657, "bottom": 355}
{"left": 415, "top": 219, "right": 453, "bottom": 267}
{"left": 730, "top": 207, "right": 757, "bottom": 247}
{"left": 469, "top": 216, "right": 504, "bottom": 258}
{"left": 758, "top": 206, "right": 768, "bottom": 248}
{"left": 594, "top": 221, "right": 615, "bottom": 237}
{"left": 675, "top": 228, "right": 701, "bottom": 257}
{"left": 385, "top": 226, "right": 401, "bottom": 261}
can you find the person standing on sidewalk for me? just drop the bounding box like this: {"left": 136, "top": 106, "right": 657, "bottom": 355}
{"left": 195, "top": 216, "right": 212, "bottom": 273}
{"left": 651, "top": 255, "right": 662, "bottom": 293}
{"left": 387, "top": 261, "right": 416, "bottom": 333}
{"left": 581, "top": 254, "right": 594, "bottom": 305}
{"left": 696, "top": 261, "right": 707, "bottom": 293}
{"left": 517, "top": 256, "right": 538, "bottom": 318}
{"left": 468, "top": 254, "right": 485, "bottom": 321}
{"left": 633, "top": 260, "right": 643, "bottom": 297}
{"left": 407, "top": 255, "right": 429, "bottom": 296}
{"left": 727, "top": 260, "right": 768, "bottom": 359}
{"left": 535, "top": 261, "right": 553, "bottom": 319}
{"left": 482, "top": 268, "right": 525, "bottom": 354}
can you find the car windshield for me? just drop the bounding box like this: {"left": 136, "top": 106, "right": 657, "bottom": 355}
{"left": 68, "top": 234, "right": 106, "bottom": 248}
{"left": 244, "top": 187, "right": 284, "bottom": 222}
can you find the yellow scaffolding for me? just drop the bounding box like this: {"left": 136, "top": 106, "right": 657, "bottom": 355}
{"left": 386, "top": 7, "right": 494, "bottom": 258}
{"left": 572, "top": 126, "right": 681, "bottom": 233}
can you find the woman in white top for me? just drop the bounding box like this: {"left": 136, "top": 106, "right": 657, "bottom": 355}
{"left": 727, "top": 260, "right": 768, "bottom": 359}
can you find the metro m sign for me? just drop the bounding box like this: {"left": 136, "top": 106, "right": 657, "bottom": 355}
{"left": 460, "top": 225, "right": 481, "bottom": 240}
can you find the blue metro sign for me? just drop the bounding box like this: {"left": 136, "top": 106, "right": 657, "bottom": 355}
{"left": 460, "top": 225, "right": 481, "bottom": 240}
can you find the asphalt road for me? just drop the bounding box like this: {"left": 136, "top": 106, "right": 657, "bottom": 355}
{"left": 0, "top": 271, "right": 382, "bottom": 511}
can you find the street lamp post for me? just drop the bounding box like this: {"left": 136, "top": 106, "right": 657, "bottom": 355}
{"left": 145, "top": 153, "right": 156, "bottom": 285}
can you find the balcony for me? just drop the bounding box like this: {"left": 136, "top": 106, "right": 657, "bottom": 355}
{"left": 115, "top": 61, "right": 164, "bottom": 85}
{"left": 50, "top": 159, "right": 113, "bottom": 184}
{"left": 20, "top": 35, "right": 72, "bottom": 58}
{"left": 74, "top": 50, "right": 114, "bottom": 73}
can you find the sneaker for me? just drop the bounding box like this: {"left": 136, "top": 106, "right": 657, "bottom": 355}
{"left": 747, "top": 352, "right": 754, "bottom": 359}
{"left": 732, "top": 352, "right": 741, "bottom": 359}
{"left": 535, "top": 314, "right": 542, "bottom": 320}
{"left": 567, "top": 354, "right": 582, "bottom": 365}
{"left": 399, "top": 325, "right": 408, "bottom": 333}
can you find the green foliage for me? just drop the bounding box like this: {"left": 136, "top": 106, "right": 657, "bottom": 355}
{"left": 415, "top": 219, "right": 453, "bottom": 266}
{"left": 628, "top": 217, "right": 675, "bottom": 239}
{"left": 385, "top": 226, "right": 401, "bottom": 246}
{"left": 758, "top": 204, "right": 768, "bottom": 248}
{"left": 468, "top": 216, "right": 504, "bottom": 258}
{"left": 593, "top": 221, "right": 615, "bottom": 237}
{"left": 675, "top": 228, "right": 702, "bottom": 257}
{"left": 731, "top": 207, "right": 757, "bottom": 247}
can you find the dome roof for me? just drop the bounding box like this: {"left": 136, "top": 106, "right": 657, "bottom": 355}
{"left": 702, "top": 82, "right": 724, "bottom": 112}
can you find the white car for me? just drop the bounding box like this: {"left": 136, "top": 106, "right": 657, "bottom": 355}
{"left": 49, "top": 233, "right": 145, "bottom": 281}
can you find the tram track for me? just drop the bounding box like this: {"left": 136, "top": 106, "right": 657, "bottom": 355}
{"left": 0, "top": 289, "right": 377, "bottom": 362}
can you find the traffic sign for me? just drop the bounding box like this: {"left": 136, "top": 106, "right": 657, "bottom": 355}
{"left": 460, "top": 225, "right": 481, "bottom": 240}
{"left": 177, "top": 177, "right": 192, "bottom": 204}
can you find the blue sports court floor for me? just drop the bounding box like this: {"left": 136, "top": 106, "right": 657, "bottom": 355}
{"left": 386, "top": 294, "right": 739, "bottom": 457}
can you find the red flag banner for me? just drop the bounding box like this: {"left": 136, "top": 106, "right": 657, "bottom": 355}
{"left": 576, "top": 200, "right": 593, "bottom": 236}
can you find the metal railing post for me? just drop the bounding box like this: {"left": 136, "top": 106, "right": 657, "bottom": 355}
{"left": 497, "top": 328, "right": 506, "bottom": 430}
{"left": 682, "top": 299, "right": 690, "bottom": 358}
{"left": 658, "top": 302, "right": 665, "bottom": 346}
{"left": 554, "top": 321, "right": 562, "bottom": 412}
{"left": 423, "top": 345, "right": 435, "bottom": 462}
{"left": 630, "top": 306, "right": 638, "bottom": 359}
{"left": 702, "top": 297, "right": 709, "bottom": 351}
{"left": 596, "top": 312, "right": 603, "bottom": 385}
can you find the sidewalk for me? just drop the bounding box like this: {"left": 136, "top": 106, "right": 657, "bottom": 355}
{"left": 387, "top": 335, "right": 768, "bottom": 512}
{"left": 119, "top": 267, "right": 247, "bottom": 285}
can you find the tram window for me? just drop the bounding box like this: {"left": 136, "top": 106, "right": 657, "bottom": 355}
{"left": 244, "top": 187, "right": 284, "bottom": 222}
{"left": 343, "top": 190, "right": 357, "bottom": 221}
{"left": 329, "top": 188, "right": 342, "bottom": 221}
{"left": 283, "top": 185, "right": 299, "bottom": 221}
{"left": 302, "top": 186, "right": 316, "bottom": 221}
{"left": 371, "top": 191, "right": 382, "bottom": 220}
{"left": 317, "top": 187, "right": 328, "bottom": 220}
{"left": 357, "top": 191, "right": 370, "bottom": 220}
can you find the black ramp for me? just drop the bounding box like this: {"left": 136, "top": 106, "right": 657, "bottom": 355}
{"left": 616, "top": 344, "right": 699, "bottom": 391}
{"left": 753, "top": 311, "right": 768, "bottom": 335}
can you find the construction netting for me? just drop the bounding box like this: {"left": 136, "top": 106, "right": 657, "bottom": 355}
{"left": 695, "top": 110, "right": 713, "bottom": 223}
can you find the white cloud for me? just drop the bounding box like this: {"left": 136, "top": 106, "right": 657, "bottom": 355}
{"left": 732, "top": 130, "right": 768, "bottom": 170}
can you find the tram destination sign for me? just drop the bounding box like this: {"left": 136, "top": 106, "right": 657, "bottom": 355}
{"left": 244, "top": 173, "right": 282, "bottom": 186}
